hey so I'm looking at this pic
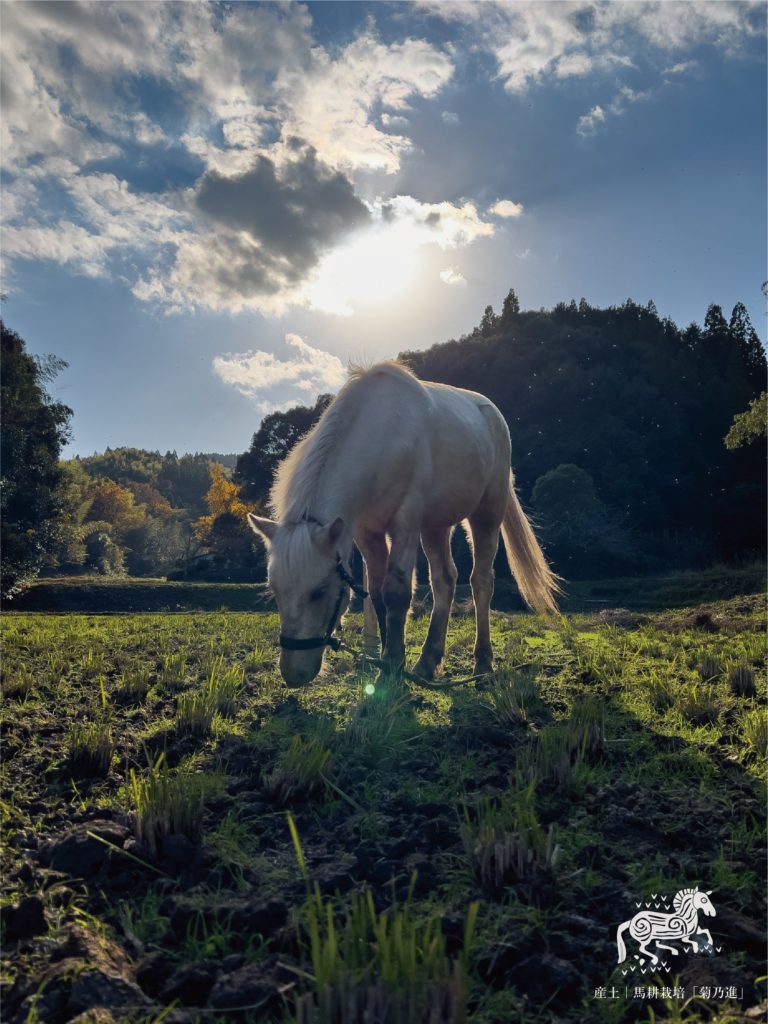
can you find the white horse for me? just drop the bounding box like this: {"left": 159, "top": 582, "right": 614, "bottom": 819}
{"left": 617, "top": 888, "right": 717, "bottom": 966}
{"left": 248, "top": 362, "right": 559, "bottom": 687}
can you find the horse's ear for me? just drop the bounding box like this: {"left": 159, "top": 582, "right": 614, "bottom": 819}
{"left": 247, "top": 513, "right": 277, "bottom": 543}
{"left": 705, "top": 890, "right": 713, "bottom": 895}
{"left": 316, "top": 517, "right": 345, "bottom": 551}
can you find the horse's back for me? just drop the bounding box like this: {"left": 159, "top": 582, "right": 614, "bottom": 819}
{"left": 356, "top": 369, "right": 510, "bottom": 525}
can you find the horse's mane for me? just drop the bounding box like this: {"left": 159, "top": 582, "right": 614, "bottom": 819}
{"left": 673, "top": 888, "right": 697, "bottom": 913}
{"left": 269, "top": 361, "right": 418, "bottom": 521}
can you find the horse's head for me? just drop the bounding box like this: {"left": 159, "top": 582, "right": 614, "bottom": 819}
{"left": 248, "top": 513, "right": 351, "bottom": 686}
{"left": 693, "top": 889, "right": 716, "bottom": 917}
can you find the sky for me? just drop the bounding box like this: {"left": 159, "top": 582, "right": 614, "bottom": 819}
{"left": 1, "top": 0, "right": 765, "bottom": 457}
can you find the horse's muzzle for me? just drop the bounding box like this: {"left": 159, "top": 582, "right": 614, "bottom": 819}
{"left": 280, "top": 651, "right": 322, "bottom": 687}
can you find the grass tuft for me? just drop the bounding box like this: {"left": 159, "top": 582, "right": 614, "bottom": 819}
{"left": 1, "top": 669, "right": 35, "bottom": 699}
{"left": 482, "top": 671, "right": 542, "bottom": 728}
{"left": 728, "top": 663, "right": 757, "bottom": 698}
{"left": 116, "top": 661, "right": 152, "bottom": 703}
{"left": 698, "top": 656, "right": 722, "bottom": 681}
{"left": 129, "top": 755, "right": 206, "bottom": 858}
{"left": 204, "top": 657, "right": 246, "bottom": 716}
{"left": 740, "top": 709, "right": 767, "bottom": 758}
{"left": 66, "top": 721, "right": 115, "bottom": 777}
{"left": 460, "top": 783, "right": 559, "bottom": 896}
{"left": 676, "top": 683, "right": 721, "bottom": 725}
{"left": 264, "top": 735, "right": 332, "bottom": 805}
{"left": 176, "top": 689, "right": 216, "bottom": 736}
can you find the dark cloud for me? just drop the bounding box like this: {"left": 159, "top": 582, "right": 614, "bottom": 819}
{"left": 195, "top": 144, "right": 370, "bottom": 287}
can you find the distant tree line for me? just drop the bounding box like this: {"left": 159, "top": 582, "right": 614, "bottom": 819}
{"left": 2, "top": 291, "right": 764, "bottom": 596}
{"left": 44, "top": 449, "right": 262, "bottom": 581}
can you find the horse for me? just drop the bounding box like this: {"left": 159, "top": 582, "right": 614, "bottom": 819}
{"left": 247, "top": 361, "right": 559, "bottom": 687}
{"left": 616, "top": 888, "right": 717, "bottom": 966}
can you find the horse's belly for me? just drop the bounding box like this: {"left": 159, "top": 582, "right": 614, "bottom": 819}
{"left": 421, "top": 479, "right": 489, "bottom": 527}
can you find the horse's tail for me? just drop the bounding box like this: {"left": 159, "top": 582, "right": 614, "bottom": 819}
{"left": 500, "top": 471, "right": 561, "bottom": 615}
{"left": 616, "top": 920, "right": 630, "bottom": 964}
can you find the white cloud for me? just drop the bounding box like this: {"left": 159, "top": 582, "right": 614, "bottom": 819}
{"left": 489, "top": 199, "right": 524, "bottom": 219}
{"left": 664, "top": 60, "right": 697, "bottom": 75}
{"left": 213, "top": 334, "right": 347, "bottom": 410}
{"left": 277, "top": 34, "right": 454, "bottom": 174}
{"left": 0, "top": 4, "right": 460, "bottom": 314}
{"left": 576, "top": 104, "right": 606, "bottom": 137}
{"left": 554, "top": 52, "right": 593, "bottom": 78}
{"left": 440, "top": 267, "right": 467, "bottom": 286}
{"left": 417, "top": 1, "right": 764, "bottom": 93}
{"left": 577, "top": 84, "right": 651, "bottom": 137}
{"left": 1, "top": 221, "right": 115, "bottom": 279}
{"left": 441, "top": 111, "right": 460, "bottom": 125}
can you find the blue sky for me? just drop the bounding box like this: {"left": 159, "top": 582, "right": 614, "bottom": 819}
{"left": 2, "top": 1, "right": 765, "bottom": 456}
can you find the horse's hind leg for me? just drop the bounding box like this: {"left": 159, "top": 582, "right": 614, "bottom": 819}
{"left": 467, "top": 514, "right": 500, "bottom": 675}
{"left": 413, "top": 527, "right": 457, "bottom": 680}
{"left": 654, "top": 942, "right": 679, "bottom": 956}
{"left": 637, "top": 940, "right": 659, "bottom": 965}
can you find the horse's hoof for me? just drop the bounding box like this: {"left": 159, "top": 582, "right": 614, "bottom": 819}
{"left": 411, "top": 660, "right": 435, "bottom": 681}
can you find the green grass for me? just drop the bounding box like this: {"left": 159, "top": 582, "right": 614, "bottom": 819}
{"left": 1, "top": 590, "right": 765, "bottom": 1023}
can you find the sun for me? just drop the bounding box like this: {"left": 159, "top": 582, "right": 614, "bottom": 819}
{"left": 306, "top": 222, "right": 421, "bottom": 315}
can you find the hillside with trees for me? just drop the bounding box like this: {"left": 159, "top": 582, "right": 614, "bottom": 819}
{"left": 3, "top": 292, "right": 764, "bottom": 592}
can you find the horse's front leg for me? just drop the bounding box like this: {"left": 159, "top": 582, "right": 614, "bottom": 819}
{"left": 356, "top": 531, "right": 389, "bottom": 657}
{"left": 697, "top": 928, "right": 714, "bottom": 951}
{"left": 413, "top": 527, "right": 456, "bottom": 680}
{"left": 380, "top": 524, "right": 419, "bottom": 677}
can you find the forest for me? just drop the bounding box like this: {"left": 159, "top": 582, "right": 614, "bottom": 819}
{"left": 1, "top": 291, "right": 765, "bottom": 600}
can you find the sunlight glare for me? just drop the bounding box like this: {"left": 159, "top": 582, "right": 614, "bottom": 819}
{"left": 307, "top": 223, "right": 421, "bottom": 315}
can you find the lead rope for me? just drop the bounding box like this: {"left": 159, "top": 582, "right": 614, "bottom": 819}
{"left": 330, "top": 633, "right": 488, "bottom": 689}
{"left": 278, "top": 549, "right": 486, "bottom": 688}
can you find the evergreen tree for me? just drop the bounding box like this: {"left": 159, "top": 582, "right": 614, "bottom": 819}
{"left": 479, "top": 305, "right": 499, "bottom": 337}
{"left": 235, "top": 394, "right": 332, "bottom": 504}
{"left": 729, "top": 302, "right": 766, "bottom": 392}
{"left": 501, "top": 288, "right": 521, "bottom": 322}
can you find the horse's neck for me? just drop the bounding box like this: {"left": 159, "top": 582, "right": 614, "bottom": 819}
{"left": 681, "top": 902, "right": 698, "bottom": 927}
{"left": 305, "top": 444, "right": 363, "bottom": 545}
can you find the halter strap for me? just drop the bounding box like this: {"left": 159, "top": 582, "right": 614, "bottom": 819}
{"left": 278, "top": 554, "right": 368, "bottom": 652}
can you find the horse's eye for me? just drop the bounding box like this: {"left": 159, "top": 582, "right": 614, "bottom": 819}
{"left": 309, "top": 586, "right": 327, "bottom": 602}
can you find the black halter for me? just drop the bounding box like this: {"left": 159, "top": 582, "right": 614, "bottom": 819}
{"left": 278, "top": 553, "right": 368, "bottom": 653}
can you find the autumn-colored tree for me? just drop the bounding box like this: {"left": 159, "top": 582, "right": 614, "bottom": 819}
{"left": 191, "top": 464, "right": 261, "bottom": 574}
{"left": 193, "top": 465, "right": 254, "bottom": 543}
{"left": 85, "top": 478, "right": 145, "bottom": 541}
